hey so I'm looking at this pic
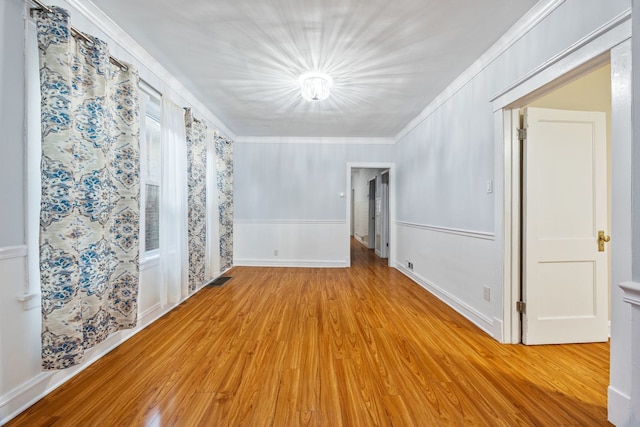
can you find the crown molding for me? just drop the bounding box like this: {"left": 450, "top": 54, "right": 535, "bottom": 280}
{"left": 394, "top": 0, "right": 566, "bottom": 142}
{"left": 62, "top": 0, "right": 236, "bottom": 140}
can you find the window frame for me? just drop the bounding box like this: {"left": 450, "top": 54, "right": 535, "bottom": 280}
{"left": 139, "top": 88, "right": 162, "bottom": 264}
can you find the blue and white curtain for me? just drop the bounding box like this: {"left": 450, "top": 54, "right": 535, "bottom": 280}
{"left": 36, "top": 7, "right": 140, "bottom": 370}
{"left": 185, "top": 109, "right": 208, "bottom": 291}
{"left": 215, "top": 135, "right": 234, "bottom": 272}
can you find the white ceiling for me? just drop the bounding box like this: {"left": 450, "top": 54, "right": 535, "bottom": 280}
{"left": 92, "top": 0, "right": 539, "bottom": 138}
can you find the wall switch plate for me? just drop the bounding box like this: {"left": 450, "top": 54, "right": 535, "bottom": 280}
{"left": 483, "top": 286, "right": 491, "bottom": 301}
{"left": 486, "top": 180, "right": 493, "bottom": 194}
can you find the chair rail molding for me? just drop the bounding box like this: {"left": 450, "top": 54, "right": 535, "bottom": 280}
{"left": 0, "top": 245, "right": 28, "bottom": 260}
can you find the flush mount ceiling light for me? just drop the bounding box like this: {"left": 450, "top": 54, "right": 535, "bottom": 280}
{"left": 299, "top": 72, "right": 333, "bottom": 101}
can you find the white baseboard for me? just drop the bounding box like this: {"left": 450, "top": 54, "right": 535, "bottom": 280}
{"left": 0, "top": 289, "right": 197, "bottom": 425}
{"left": 493, "top": 317, "right": 504, "bottom": 342}
{"left": 234, "top": 258, "right": 346, "bottom": 268}
{"left": 395, "top": 263, "right": 494, "bottom": 337}
{"left": 354, "top": 235, "right": 367, "bottom": 247}
{"left": 607, "top": 386, "right": 630, "bottom": 426}
{"left": 137, "top": 302, "right": 162, "bottom": 321}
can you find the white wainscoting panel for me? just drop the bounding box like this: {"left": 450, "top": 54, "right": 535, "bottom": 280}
{"left": 138, "top": 258, "right": 162, "bottom": 319}
{"left": 395, "top": 222, "right": 497, "bottom": 337}
{"left": 234, "top": 220, "right": 348, "bottom": 267}
{"left": 0, "top": 251, "right": 42, "bottom": 423}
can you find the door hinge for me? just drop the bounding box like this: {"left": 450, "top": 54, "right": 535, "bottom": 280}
{"left": 517, "top": 128, "right": 527, "bottom": 141}
{"left": 516, "top": 301, "right": 526, "bottom": 314}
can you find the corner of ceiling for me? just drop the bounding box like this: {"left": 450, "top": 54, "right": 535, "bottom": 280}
{"left": 393, "top": 0, "right": 566, "bottom": 144}
{"left": 64, "top": 0, "right": 237, "bottom": 141}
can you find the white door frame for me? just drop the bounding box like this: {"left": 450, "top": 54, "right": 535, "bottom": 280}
{"left": 491, "top": 17, "right": 632, "bottom": 343}
{"left": 380, "top": 170, "right": 390, "bottom": 259}
{"left": 346, "top": 163, "right": 396, "bottom": 267}
{"left": 368, "top": 177, "right": 376, "bottom": 250}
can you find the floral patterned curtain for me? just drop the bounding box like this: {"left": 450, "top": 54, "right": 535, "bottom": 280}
{"left": 215, "top": 135, "right": 234, "bottom": 272}
{"left": 185, "top": 109, "right": 208, "bottom": 291}
{"left": 36, "top": 7, "right": 140, "bottom": 370}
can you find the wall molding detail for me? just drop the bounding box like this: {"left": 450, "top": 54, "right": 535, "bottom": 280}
{"left": 137, "top": 302, "right": 161, "bottom": 321}
{"left": 395, "top": 263, "right": 494, "bottom": 336}
{"left": 490, "top": 8, "right": 632, "bottom": 106}
{"left": 235, "top": 219, "right": 346, "bottom": 225}
{"left": 0, "top": 245, "right": 27, "bottom": 260}
{"left": 396, "top": 221, "right": 495, "bottom": 241}
{"left": 234, "top": 258, "right": 347, "bottom": 268}
{"left": 140, "top": 254, "right": 160, "bottom": 271}
{"left": 235, "top": 136, "right": 395, "bottom": 145}
{"left": 394, "top": 0, "right": 566, "bottom": 142}
{"left": 607, "top": 386, "right": 631, "bottom": 426}
{"left": 16, "top": 292, "right": 40, "bottom": 311}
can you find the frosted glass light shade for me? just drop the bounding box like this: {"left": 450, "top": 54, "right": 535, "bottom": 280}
{"left": 299, "top": 72, "right": 333, "bottom": 101}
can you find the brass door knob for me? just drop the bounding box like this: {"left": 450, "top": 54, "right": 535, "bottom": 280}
{"left": 598, "top": 230, "right": 610, "bottom": 252}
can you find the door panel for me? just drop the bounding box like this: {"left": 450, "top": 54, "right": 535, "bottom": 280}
{"left": 522, "top": 107, "right": 608, "bottom": 345}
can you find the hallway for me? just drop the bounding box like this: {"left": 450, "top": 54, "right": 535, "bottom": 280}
{"left": 9, "top": 239, "right": 610, "bottom": 426}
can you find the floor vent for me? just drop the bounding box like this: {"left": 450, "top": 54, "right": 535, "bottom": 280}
{"left": 206, "top": 276, "right": 232, "bottom": 287}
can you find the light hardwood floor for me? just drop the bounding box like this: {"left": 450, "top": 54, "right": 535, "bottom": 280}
{"left": 8, "top": 239, "right": 611, "bottom": 426}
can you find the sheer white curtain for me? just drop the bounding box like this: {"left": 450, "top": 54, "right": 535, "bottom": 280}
{"left": 160, "top": 96, "right": 189, "bottom": 304}
{"left": 205, "top": 129, "right": 220, "bottom": 280}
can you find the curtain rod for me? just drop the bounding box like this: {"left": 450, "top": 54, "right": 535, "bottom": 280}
{"left": 29, "top": 0, "right": 129, "bottom": 71}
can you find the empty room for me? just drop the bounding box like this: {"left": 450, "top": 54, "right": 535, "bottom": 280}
{"left": 1, "top": 0, "right": 640, "bottom": 425}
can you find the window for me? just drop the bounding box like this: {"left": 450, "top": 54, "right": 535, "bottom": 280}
{"left": 141, "top": 94, "right": 161, "bottom": 254}
{"left": 144, "top": 115, "right": 161, "bottom": 251}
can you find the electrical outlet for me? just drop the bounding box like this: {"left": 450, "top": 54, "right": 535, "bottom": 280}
{"left": 483, "top": 286, "right": 491, "bottom": 301}
{"left": 273, "top": 249, "right": 278, "bottom": 256}
{"left": 407, "top": 261, "right": 414, "bottom": 270}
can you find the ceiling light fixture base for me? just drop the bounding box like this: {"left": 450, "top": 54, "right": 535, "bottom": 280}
{"left": 299, "top": 72, "right": 333, "bottom": 102}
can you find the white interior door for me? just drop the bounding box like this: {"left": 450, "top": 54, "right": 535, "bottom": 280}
{"left": 522, "top": 107, "right": 608, "bottom": 345}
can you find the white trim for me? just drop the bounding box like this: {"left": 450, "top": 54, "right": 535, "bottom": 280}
{"left": 620, "top": 281, "right": 640, "bottom": 306}
{"left": 492, "top": 317, "right": 504, "bottom": 342}
{"left": 63, "top": 0, "right": 236, "bottom": 140}
{"left": 0, "top": 246, "right": 27, "bottom": 260}
{"left": 0, "top": 372, "right": 50, "bottom": 408}
{"left": 140, "top": 252, "right": 160, "bottom": 270}
{"left": 501, "top": 109, "right": 522, "bottom": 344}
{"left": 607, "top": 386, "right": 631, "bottom": 426}
{"left": 16, "top": 292, "right": 40, "bottom": 310}
{"left": 234, "top": 219, "right": 346, "bottom": 225}
{"left": 235, "top": 136, "right": 395, "bottom": 145}
{"left": 395, "top": 263, "right": 494, "bottom": 336}
{"left": 137, "top": 302, "right": 161, "bottom": 321}
{"left": 396, "top": 221, "right": 495, "bottom": 241}
{"left": 234, "top": 258, "right": 347, "bottom": 268}
{"left": 490, "top": 8, "right": 632, "bottom": 107}
{"left": 497, "top": 24, "right": 632, "bottom": 344}
{"left": 394, "top": 0, "right": 566, "bottom": 142}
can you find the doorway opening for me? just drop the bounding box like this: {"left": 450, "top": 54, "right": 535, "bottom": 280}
{"left": 345, "top": 163, "right": 395, "bottom": 268}
{"left": 498, "top": 40, "right": 632, "bottom": 345}
{"left": 506, "top": 59, "right": 611, "bottom": 345}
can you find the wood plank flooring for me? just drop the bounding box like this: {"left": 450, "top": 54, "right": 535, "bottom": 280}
{"left": 8, "top": 239, "right": 611, "bottom": 426}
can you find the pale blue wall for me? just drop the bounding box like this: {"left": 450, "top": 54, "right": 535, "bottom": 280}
{"left": 234, "top": 141, "right": 394, "bottom": 220}
{"left": 0, "top": 0, "right": 26, "bottom": 246}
